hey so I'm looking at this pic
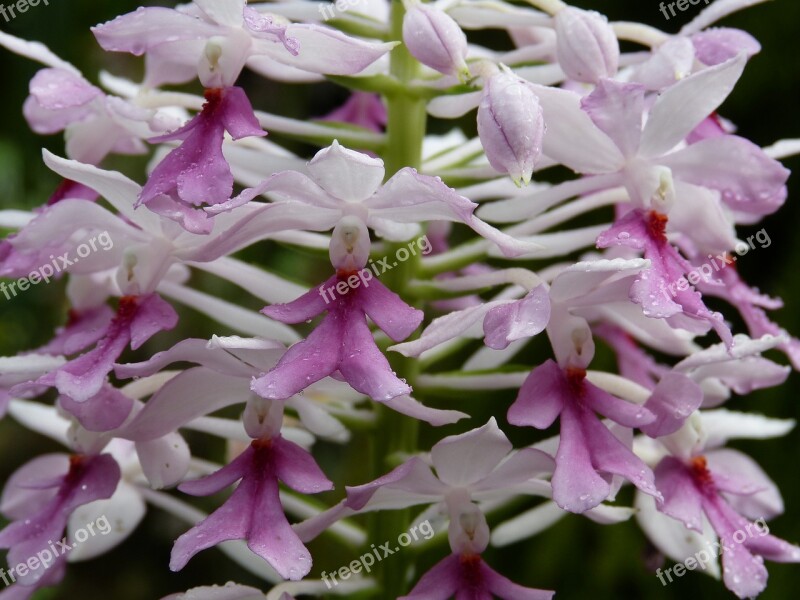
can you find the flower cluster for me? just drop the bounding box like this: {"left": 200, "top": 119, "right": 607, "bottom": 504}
{"left": 1, "top": 0, "right": 799, "bottom": 598}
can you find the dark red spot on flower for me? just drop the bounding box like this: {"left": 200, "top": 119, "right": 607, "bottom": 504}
{"left": 689, "top": 455, "right": 715, "bottom": 489}
{"left": 459, "top": 553, "right": 484, "bottom": 590}
{"left": 647, "top": 211, "right": 669, "bottom": 244}
{"left": 566, "top": 366, "right": 587, "bottom": 398}
{"left": 116, "top": 295, "right": 140, "bottom": 321}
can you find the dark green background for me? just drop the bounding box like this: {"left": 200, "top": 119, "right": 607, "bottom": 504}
{"left": 1, "top": 1, "right": 799, "bottom": 599}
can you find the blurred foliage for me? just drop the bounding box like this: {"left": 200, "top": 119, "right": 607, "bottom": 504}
{"left": 1, "top": 1, "right": 799, "bottom": 599}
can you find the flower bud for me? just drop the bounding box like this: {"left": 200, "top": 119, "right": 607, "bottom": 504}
{"left": 554, "top": 7, "right": 619, "bottom": 83}
{"left": 403, "top": 2, "right": 470, "bottom": 80}
{"left": 477, "top": 69, "right": 544, "bottom": 186}
{"left": 329, "top": 216, "right": 371, "bottom": 273}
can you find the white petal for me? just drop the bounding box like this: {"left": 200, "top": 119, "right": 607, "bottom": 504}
{"left": 527, "top": 83, "right": 625, "bottom": 174}
{"left": 42, "top": 151, "right": 160, "bottom": 234}
{"left": 492, "top": 501, "right": 565, "bottom": 546}
{"left": 307, "top": 141, "right": 384, "bottom": 202}
{"left": 0, "top": 30, "right": 79, "bottom": 73}
{"left": 68, "top": 481, "right": 146, "bottom": 561}
{"left": 288, "top": 396, "right": 350, "bottom": 443}
{"left": 635, "top": 491, "right": 721, "bottom": 579}
{"left": 431, "top": 417, "right": 512, "bottom": 487}
{"left": 194, "top": 0, "right": 245, "bottom": 27}
{"left": 700, "top": 409, "right": 795, "bottom": 449}
{"left": 157, "top": 281, "right": 300, "bottom": 343}
{"left": 7, "top": 399, "right": 70, "bottom": 447}
{"left": 639, "top": 55, "right": 746, "bottom": 158}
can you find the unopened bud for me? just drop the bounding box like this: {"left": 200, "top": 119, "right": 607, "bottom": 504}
{"left": 478, "top": 69, "right": 544, "bottom": 186}
{"left": 554, "top": 7, "right": 619, "bottom": 83}
{"left": 403, "top": 2, "right": 470, "bottom": 81}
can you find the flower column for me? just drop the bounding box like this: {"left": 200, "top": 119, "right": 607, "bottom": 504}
{"left": 369, "top": 0, "right": 428, "bottom": 595}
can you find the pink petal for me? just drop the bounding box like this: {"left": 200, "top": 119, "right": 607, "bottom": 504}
{"left": 662, "top": 135, "right": 789, "bottom": 217}
{"left": 483, "top": 285, "right": 550, "bottom": 350}
{"left": 641, "top": 372, "right": 704, "bottom": 437}
{"left": 654, "top": 456, "right": 704, "bottom": 532}
{"left": 507, "top": 360, "right": 566, "bottom": 429}
{"left": 358, "top": 279, "right": 423, "bottom": 342}
{"left": 551, "top": 403, "right": 612, "bottom": 512}
{"left": 261, "top": 275, "right": 336, "bottom": 324}
{"left": 273, "top": 437, "right": 333, "bottom": 494}
{"left": 338, "top": 312, "right": 412, "bottom": 401}
{"left": 251, "top": 312, "right": 342, "bottom": 400}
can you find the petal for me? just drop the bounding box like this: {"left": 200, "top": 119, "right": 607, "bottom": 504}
{"left": 431, "top": 418, "right": 512, "bottom": 487}
{"left": 526, "top": 83, "right": 625, "bottom": 173}
{"left": 122, "top": 368, "right": 249, "bottom": 441}
{"left": 483, "top": 559, "right": 555, "bottom": 600}
{"left": 635, "top": 491, "right": 721, "bottom": 579}
{"left": 58, "top": 385, "right": 133, "bottom": 432}
{"left": 654, "top": 456, "right": 704, "bottom": 532}
{"left": 692, "top": 28, "right": 761, "bottom": 65}
{"left": 307, "top": 141, "right": 384, "bottom": 202}
{"left": 179, "top": 446, "right": 253, "bottom": 498}
{"left": 251, "top": 313, "right": 342, "bottom": 400}
{"left": 92, "top": 8, "right": 219, "bottom": 56}
{"left": 358, "top": 279, "right": 423, "bottom": 342}
{"left": 584, "top": 382, "right": 655, "bottom": 429}
{"left": 338, "top": 312, "right": 412, "bottom": 401}
{"left": 254, "top": 24, "right": 396, "bottom": 76}
{"left": 129, "top": 294, "right": 179, "bottom": 350}
{"left": 194, "top": 0, "right": 245, "bottom": 27}
{"left": 550, "top": 403, "right": 611, "bottom": 512}
{"left": 483, "top": 285, "right": 550, "bottom": 350}
{"left": 380, "top": 394, "right": 468, "bottom": 426}
{"left": 582, "top": 411, "right": 660, "bottom": 501}
{"left": 274, "top": 437, "right": 333, "bottom": 494}
{"left": 67, "top": 481, "right": 145, "bottom": 561}
{"left": 390, "top": 301, "right": 506, "bottom": 358}
{"left": 345, "top": 457, "right": 445, "bottom": 511}
{"left": 507, "top": 360, "right": 566, "bottom": 430}
{"left": 705, "top": 449, "right": 783, "bottom": 518}
{"left": 641, "top": 372, "right": 704, "bottom": 438}
{"left": 639, "top": 54, "right": 746, "bottom": 158}
{"left": 261, "top": 275, "right": 335, "bottom": 324}
{"left": 0, "top": 454, "right": 69, "bottom": 519}
{"left": 474, "top": 448, "right": 555, "bottom": 493}
{"left": 662, "top": 135, "right": 789, "bottom": 217}
{"left": 580, "top": 79, "right": 644, "bottom": 158}
{"left": 399, "top": 554, "right": 459, "bottom": 600}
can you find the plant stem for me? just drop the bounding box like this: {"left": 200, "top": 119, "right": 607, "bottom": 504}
{"left": 367, "top": 2, "right": 427, "bottom": 597}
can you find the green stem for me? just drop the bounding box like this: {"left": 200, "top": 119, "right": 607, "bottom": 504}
{"left": 367, "top": 2, "right": 427, "bottom": 598}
